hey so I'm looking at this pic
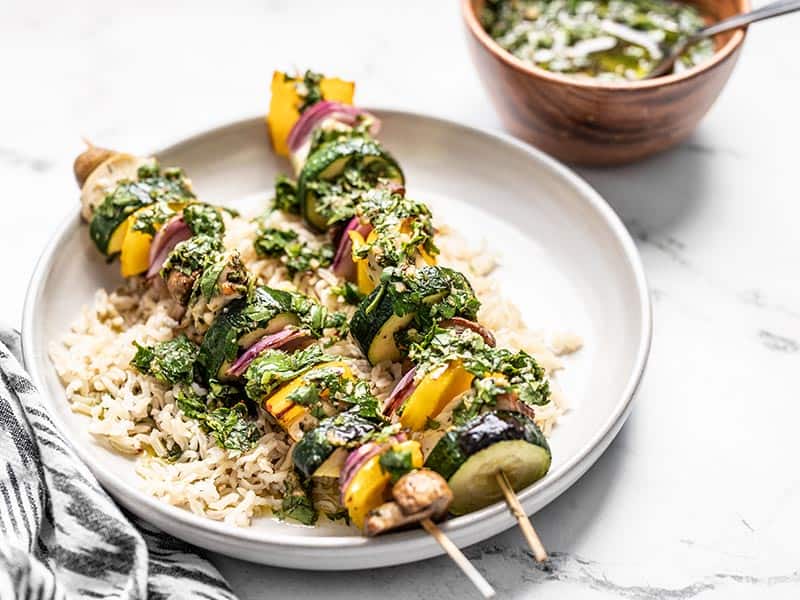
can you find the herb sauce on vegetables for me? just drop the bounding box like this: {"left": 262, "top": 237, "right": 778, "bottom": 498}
{"left": 254, "top": 227, "right": 334, "bottom": 276}
{"left": 408, "top": 328, "right": 550, "bottom": 426}
{"left": 482, "top": 0, "right": 714, "bottom": 80}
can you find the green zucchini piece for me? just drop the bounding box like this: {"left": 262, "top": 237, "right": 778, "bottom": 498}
{"left": 349, "top": 266, "right": 479, "bottom": 365}
{"left": 292, "top": 412, "right": 378, "bottom": 479}
{"left": 297, "top": 137, "right": 404, "bottom": 232}
{"left": 89, "top": 185, "right": 153, "bottom": 255}
{"left": 89, "top": 164, "right": 195, "bottom": 255}
{"left": 197, "top": 286, "right": 301, "bottom": 379}
{"left": 425, "top": 410, "right": 551, "bottom": 515}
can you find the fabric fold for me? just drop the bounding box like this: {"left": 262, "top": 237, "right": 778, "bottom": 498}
{"left": 0, "top": 328, "right": 238, "bottom": 600}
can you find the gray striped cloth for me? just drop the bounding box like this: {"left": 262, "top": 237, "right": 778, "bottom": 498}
{"left": 0, "top": 328, "right": 239, "bottom": 600}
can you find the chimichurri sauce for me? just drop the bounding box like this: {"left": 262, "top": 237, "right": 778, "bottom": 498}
{"left": 482, "top": 0, "right": 715, "bottom": 81}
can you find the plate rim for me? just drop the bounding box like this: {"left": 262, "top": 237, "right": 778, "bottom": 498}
{"left": 21, "top": 109, "right": 652, "bottom": 553}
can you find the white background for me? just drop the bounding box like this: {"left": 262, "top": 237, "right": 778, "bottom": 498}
{"left": 3, "top": 1, "right": 800, "bottom": 597}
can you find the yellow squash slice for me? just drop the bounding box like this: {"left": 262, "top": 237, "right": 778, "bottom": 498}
{"left": 264, "top": 361, "right": 353, "bottom": 441}
{"left": 343, "top": 440, "right": 423, "bottom": 529}
{"left": 399, "top": 361, "right": 474, "bottom": 431}
{"left": 267, "top": 71, "right": 355, "bottom": 156}
{"left": 118, "top": 203, "right": 187, "bottom": 277}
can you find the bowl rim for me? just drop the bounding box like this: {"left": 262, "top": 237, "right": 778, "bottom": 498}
{"left": 462, "top": 0, "right": 750, "bottom": 90}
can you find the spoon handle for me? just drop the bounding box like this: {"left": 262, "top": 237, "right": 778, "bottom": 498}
{"left": 699, "top": 0, "right": 800, "bottom": 39}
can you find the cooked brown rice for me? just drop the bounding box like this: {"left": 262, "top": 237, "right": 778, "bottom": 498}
{"left": 49, "top": 209, "right": 576, "bottom": 526}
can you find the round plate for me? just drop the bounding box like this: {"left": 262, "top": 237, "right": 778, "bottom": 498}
{"left": 22, "top": 111, "right": 651, "bottom": 570}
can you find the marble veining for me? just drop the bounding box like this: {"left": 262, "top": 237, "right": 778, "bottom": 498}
{"left": 466, "top": 547, "right": 800, "bottom": 599}
{"left": 3, "top": 0, "right": 800, "bottom": 598}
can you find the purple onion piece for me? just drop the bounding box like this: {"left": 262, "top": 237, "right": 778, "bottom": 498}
{"left": 287, "top": 100, "right": 381, "bottom": 154}
{"left": 383, "top": 367, "right": 417, "bottom": 416}
{"left": 226, "top": 329, "right": 310, "bottom": 377}
{"left": 340, "top": 442, "right": 382, "bottom": 503}
{"left": 146, "top": 217, "right": 192, "bottom": 278}
{"left": 332, "top": 218, "right": 372, "bottom": 280}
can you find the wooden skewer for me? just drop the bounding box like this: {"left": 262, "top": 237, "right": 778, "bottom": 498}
{"left": 421, "top": 518, "right": 496, "bottom": 598}
{"left": 495, "top": 471, "right": 548, "bottom": 563}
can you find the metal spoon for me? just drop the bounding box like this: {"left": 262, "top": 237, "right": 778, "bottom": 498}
{"left": 644, "top": 0, "right": 800, "bottom": 79}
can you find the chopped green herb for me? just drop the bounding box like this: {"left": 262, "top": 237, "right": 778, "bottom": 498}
{"left": 482, "top": 0, "right": 714, "bottom": 81}
{"left": 244, "top": 345, "right": 332, "bottom": 401}
{"left": 271, "top": 175, "right": 300, "bottom": 214}
{"left": 131, "top": 335, "right": 198, "bottom": 386}
{"left": 194, "top": 252, "right": 252, "bottom": 302}
{"left": 353, "top": 190, "right": 439, "bottom": 269}
{"left": 254, "top": 227, "right": 334, "bottom": 276}
{"left": 89, "top": 161, "right": 195, "bottom": 254}
{"left": 161, "top": 234, "right": 224, "bottom": 277}
{"left": 408, "top": 327, "right": 550, "bottom": 426}
{"left": 331, "top": 281, "right": 365, "bottom": 305}
{"left": 130, "top": 201, "right": 177, "bottom": 236}
{"left": 183, "top": 203, "right": 225, "bottom": 237}
{"left": 297, "top": 70, "right": 323, "bottom": 114}
{"left": 203, "top": 403, "right": 262, "bottom": 452}
{"left": 175, "top": 386, "right": 260, "bottom": 453}
{"left": 379, "top": 449, "right": 414, "bottom": 484}
{"left": 175, "top": 385, "right": 208, "bottom": 419}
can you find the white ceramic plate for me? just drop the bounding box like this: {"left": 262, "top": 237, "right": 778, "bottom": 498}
{"left": 22, "top": 111, "right": 651, "bottom": 570}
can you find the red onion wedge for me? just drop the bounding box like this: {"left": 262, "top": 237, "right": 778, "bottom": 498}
{"left": 495, "top": 393, "right": 537, "bottom": 421}
{"left": 287, "top": 101, "right": 381, "bottom": 155}
{"left": 383, "top": 367, "right": 417, "bottom": 416}
{"left": 332, "top": 217, "right": 372, "bottom": 279}
{"left": 226, "top": 329, "right": 312, "bottom": 377}
{"left": 340, "top": 442, "right": 382, "bottom": 502}
{"left": 146, "top": 217, "right": 192, "bottom": 278}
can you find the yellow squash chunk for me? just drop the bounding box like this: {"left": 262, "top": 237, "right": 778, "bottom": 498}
{"left": 398, "top": 218, "right": 437, "bottom": 267}
{"left": 344, "top": 440, "right": 423, "bottom": 529}
{"left": 264, "top": 362, "right": 353, "bottom": 436}
{"left": 400, "top": 361, "right": 474, "bottom": 431}
{"left": 348, "top": 230, "right": 376, "bottom": 295}
{"left": 120, "top": 225, "right": 153, "bottom": 277}
{"left": 417, "top": 245, "right": 437, "bottom": 266}
{"left": 280, "top": 405, "right": 312, "bottom": 441}
{"left": 267, "top": 71, "right": 355, "bottom": 156}
{"left": 319, "top": 78, "right": 355, "bottom": 105}
{"left": 119, "top": 204, "right": 189, "bottom": 277}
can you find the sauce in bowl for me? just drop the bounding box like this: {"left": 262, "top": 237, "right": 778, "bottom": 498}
{"left": 481, "top": 0, "right": 715, "bottom": 81}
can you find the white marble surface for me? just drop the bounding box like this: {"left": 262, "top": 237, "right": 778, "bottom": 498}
{"left": 3, "top": 0, "right": 800, "bottom": 597}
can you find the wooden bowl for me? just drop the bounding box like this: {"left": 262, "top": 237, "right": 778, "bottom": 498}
{"left": 463, "top": 0, "right": 749, "bottom": 165}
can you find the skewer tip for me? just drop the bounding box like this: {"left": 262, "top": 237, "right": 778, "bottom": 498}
{"left": 422, "top": 518, "right": 496, "bottom": 598}
{"left": 496, "top": 471, "right": 548, "bottom": 563}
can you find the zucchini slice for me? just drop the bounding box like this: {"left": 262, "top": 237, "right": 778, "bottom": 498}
{"left": 349, "top": 266, "right": 478, "bottom": 365}
{"left": 425, "top": 410, "right": 551, "bottom": 515}
{"left": 89, "top": 187, "right": 154, "bottom": 255}
{"left": 297, "top": 137, "right": 403, "bottom": 232}
{"left": 197, "top": 286, "right": 302, "bottom": 378}
{"left": 88, "top": 161, "right": 195, "bottom": 255}
{"left": 293, "top": 412, "right": 378, "bottom": 479}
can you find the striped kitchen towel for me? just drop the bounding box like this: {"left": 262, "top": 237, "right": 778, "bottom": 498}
{"left": 0, "top": 328, "right": 239, "bottom": 600}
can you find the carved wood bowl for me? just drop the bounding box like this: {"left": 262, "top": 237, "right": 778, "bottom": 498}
{"left": 463, "top": 0, "right": 749, "bottom": 165}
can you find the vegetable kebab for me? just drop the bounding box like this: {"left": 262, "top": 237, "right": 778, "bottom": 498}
{"left": 267, "top": 70, "right": 558, "bottom": 570}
